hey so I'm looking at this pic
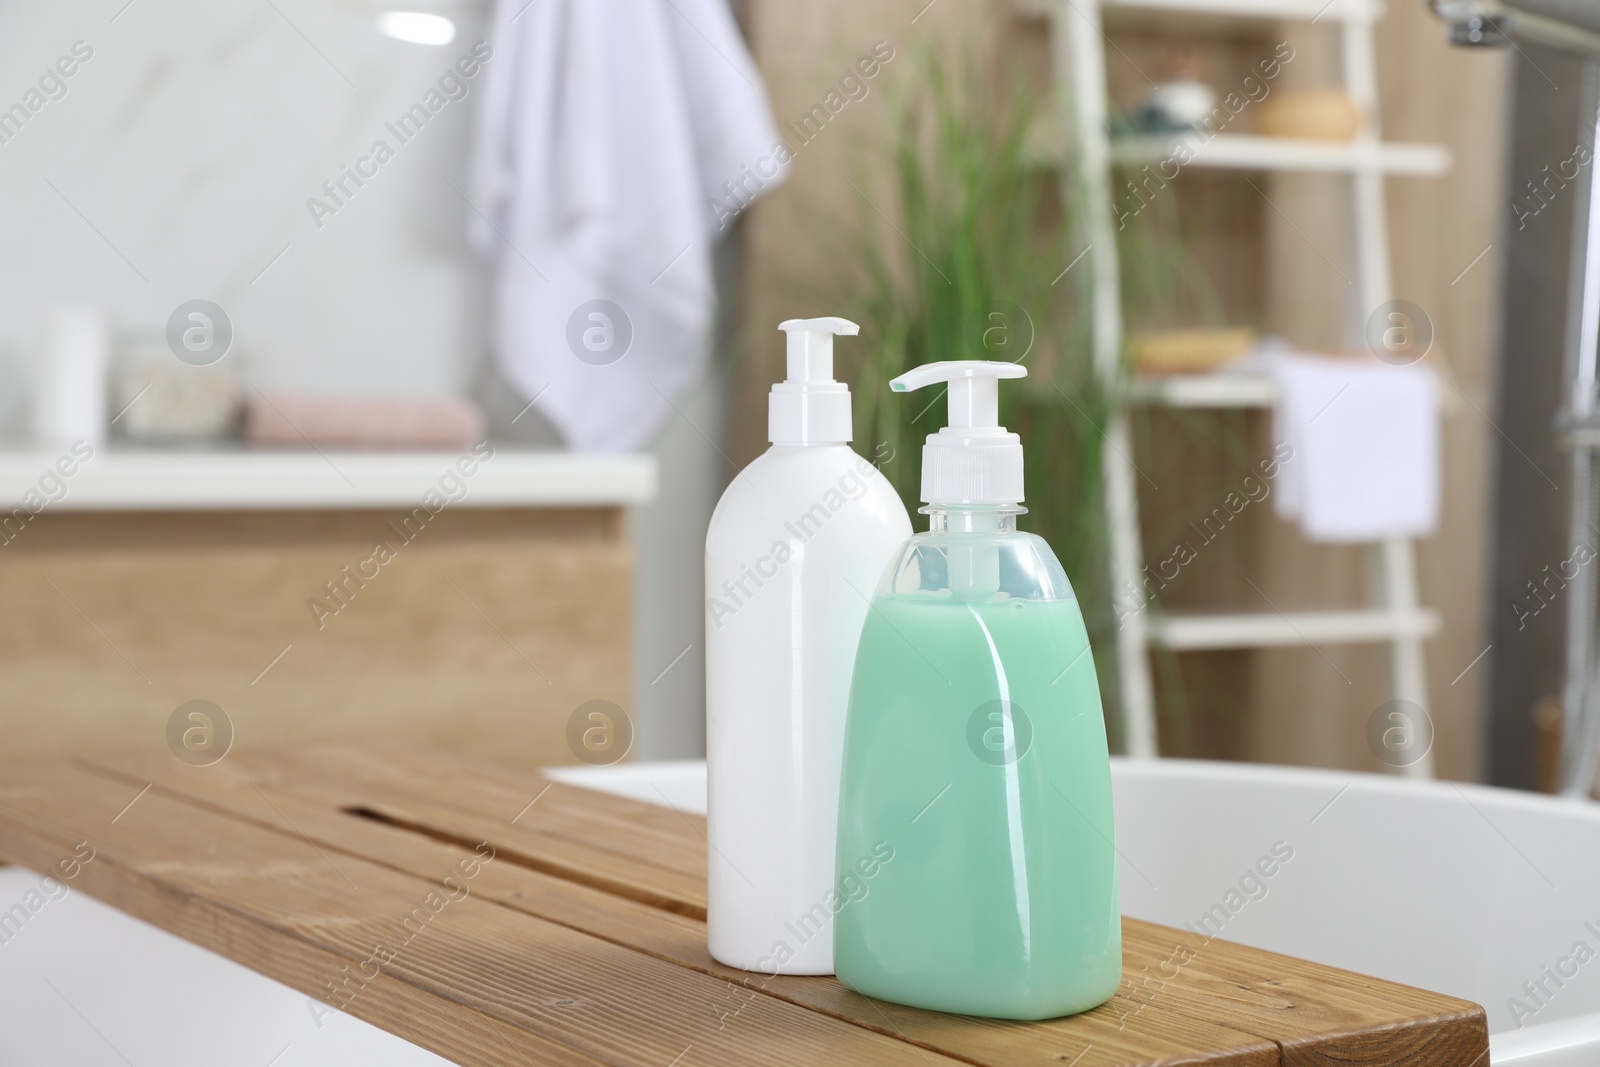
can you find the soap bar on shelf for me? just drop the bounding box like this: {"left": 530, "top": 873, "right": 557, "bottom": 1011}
{"left": 1129, "top": 327, "right": 1257, "bottom": 375}
{"left": 245, "top": 389, "right": 484, "bottom": 450}
{"left": 1256, "top": 88, "right": 1361, "bottom": 141}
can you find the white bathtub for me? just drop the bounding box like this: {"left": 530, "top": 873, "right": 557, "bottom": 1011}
{"left": 551, "top": 757, "right": 1600, "bottom": 1066}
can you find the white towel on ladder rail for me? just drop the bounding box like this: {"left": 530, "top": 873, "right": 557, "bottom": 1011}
{"left": 1264, "top": 349, "right": 1440, "bottom": 544}
{"left": 469, "top": 0, "right": 786, "bottom": 452}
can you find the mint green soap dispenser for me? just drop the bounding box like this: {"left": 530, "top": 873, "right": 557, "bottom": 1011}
{"left": 834, "top": 360, "right": 1121, "bottom": 1020}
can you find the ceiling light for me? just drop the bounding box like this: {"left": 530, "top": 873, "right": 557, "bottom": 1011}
{"left": 377, "top": 11, "right": 456, "bottom": 46}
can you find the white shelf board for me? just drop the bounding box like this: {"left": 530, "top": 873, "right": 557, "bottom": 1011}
{"left": 1016, "top": 0, "right": 1379, "bottom": 18}
{"left": 0, "top": 447, "right": 658, "bottom": 511}
{"left": 1104, "top": 0, "right": 1380, "bottom": 20}
{"left": 1149, "top": 607, "right": 1441, "bottom": 650}
{"left": 1129, "top": 372, "right": 1278, "bottom": 408}
{"left": 1110, "top": 133, "right": 1451, "bottom": 176}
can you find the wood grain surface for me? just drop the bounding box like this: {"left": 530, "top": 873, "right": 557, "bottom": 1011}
{"left": 0, "top": 508, "right": 631, "bottom": 769}
{"left": 0, "top": 742, "right": 1488, "bottom": 1066}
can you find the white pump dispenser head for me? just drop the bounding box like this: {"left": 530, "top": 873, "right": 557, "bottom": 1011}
{"left": 771, "top": 317, "right": 858, "bottom": 444}
{"left": 891, "top": 360, "right": 1028, "bottom": 505}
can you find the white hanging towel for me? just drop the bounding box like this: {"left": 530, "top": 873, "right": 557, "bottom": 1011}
{"left": 470, "top": 0, "right": 786, "bottom": 452}
{"left": 1265, "top": 350, "right": 1440, "bottom": 543}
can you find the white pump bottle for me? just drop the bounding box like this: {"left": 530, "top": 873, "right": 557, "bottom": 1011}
{"left": 704, "top": 316, "right": 911, "bottom": 975}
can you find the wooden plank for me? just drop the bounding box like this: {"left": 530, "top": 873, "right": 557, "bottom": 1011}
{"left": 140, "top": 741, "right": 709, "bottom": 917}
{"left": 79, "top": 751, "right": 1281, "bottom": 1067}
{"left": 83, "top": 744, "right": 1488, "bottom": 1065}
{"left": 0, "top": 764, "right": 962, "bottom": 1067}
{"left": 0, "top": 817, "right": 602, "bottom": 1067}
{"left": 263, "top": 744, "right": 1489, "bottom": 1063}
{"left": 1118, "top": 923, "right": 1489, "bottom": 1064}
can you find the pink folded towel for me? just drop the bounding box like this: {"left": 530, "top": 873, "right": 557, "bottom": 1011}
{"left": 246, "top": 390, "right": 485, "bottom": 450}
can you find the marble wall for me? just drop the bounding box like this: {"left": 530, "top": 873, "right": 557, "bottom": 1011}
{"left": 0, "top": 0, "right": 494, "bottom": 407}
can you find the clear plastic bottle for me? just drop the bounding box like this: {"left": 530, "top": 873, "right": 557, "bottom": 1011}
{"left": 833, "top": 361, "right": 1121, "bottom": 1019}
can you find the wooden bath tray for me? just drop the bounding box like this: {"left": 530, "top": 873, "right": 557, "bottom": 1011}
{"left": 0, "top": 742, "right": 1487, "bottom": 1065}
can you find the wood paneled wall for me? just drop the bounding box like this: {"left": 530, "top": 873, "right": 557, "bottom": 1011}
{"left": 740, "top": 0, "right": 1508, "bottom": 779}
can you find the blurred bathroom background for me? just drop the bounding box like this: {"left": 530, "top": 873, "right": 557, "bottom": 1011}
{"left": 0, "top": 0, "right": 1580, "bottom": 792}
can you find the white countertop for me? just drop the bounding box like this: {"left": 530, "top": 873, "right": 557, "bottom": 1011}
{"left": 0, "top": 447, "right": 657, "bottom": 510}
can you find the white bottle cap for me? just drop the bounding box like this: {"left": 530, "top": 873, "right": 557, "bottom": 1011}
{"left": 891, "top": 361, "right": 1028, "bottom": 505}
{"left": 770, "top": 317, "right": 857, "bottom": 444}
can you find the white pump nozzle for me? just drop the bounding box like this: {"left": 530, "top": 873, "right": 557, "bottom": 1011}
{"left": 891, "top": 360, "right": 1027, "bottom": 428}
{"left": 890, "top": 360, "right": 1028, "bottom": 505}
{"left": 770, "top": 317, "right": 858, "bottom": 444}
{"left": 779, "top": 316, "right": 857, "bottom": 380}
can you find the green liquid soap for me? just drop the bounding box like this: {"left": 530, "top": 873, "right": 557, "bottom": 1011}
{"left": 834, "top": 590, "right": 1121, "bottom": 1019}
